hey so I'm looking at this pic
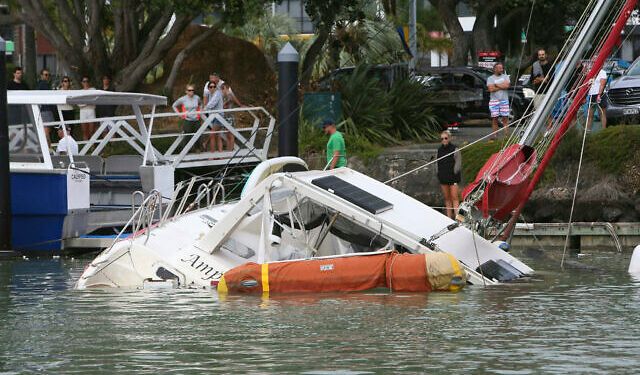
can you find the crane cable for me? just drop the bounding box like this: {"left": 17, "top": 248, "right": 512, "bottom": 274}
{"left": 560, "top": 94, "right": 592, "bottom": 269}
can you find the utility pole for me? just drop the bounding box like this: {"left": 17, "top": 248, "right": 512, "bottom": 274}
{"left": 277, "top": 42, "right": 299, "bottom": 158}
{"left": 409, "top": 0, "right": 417, "bottom": 71}
{"left": 0, "top": 36, "right": 12, "bottom": 253}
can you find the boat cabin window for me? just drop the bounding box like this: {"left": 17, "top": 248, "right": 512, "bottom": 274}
{"left": 8, "top": 105, "right": 43, "bottom": 162}
{"left": 274, "top": 197, "right": 391, "bottom": 253}
{"left": 220, "top": 194, "right": 392, "bottom": 262}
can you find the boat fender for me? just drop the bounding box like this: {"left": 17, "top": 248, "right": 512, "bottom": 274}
{"left": 629, "top": 245, "right": 640, "bottom": 274}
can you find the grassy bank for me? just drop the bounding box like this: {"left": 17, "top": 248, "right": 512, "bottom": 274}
{"left": 299, "top": 119, "right": 384, "bottom": 168}
{"left": 460, "top": 126, "right": 640, "bottom": 193}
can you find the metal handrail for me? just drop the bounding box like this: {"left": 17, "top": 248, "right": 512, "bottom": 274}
{"left": 211, "top": 182, "right": 226, "bottom": 206}
{"left": 96, "top": 190, "right": 162, "bottom": 259}
{"left": 196, "top": 181, "right": 213, "bottom": 208}
{"left": 602, "top": 222, "right": 623, "bottom": 253}
{"left": 131, "top": 191, "right": 145, "bottom": 216}
{"left": 41, "top": 106, "right": 275, "bottom": 169}
{"left": 175, "top": 177, "right": 197, "bottom": 217}
{"left": 162, "top": 180, "right": 187, "bottom": 222}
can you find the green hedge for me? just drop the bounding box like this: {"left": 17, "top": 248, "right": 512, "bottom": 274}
{"left": 460, "top": 126, "right": 640, "bottom": 185}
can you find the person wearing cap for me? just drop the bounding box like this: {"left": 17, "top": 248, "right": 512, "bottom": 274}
{"left": 203, "top": 73, "right": 222, "bottom": 100}
{"left": 322, "top": 119, "right": 346, "bottom": 169}
{"left": 55, "top": 125, "right": 79, "bottom": 155}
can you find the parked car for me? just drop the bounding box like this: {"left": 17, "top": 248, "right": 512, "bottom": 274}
{"left": 605, "top": 56, "right": 640, "bottom": 124}
{"left": 417, "top": 66, "right": 534, "bottom": 125}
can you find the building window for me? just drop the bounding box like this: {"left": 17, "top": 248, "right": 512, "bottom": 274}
{"left": 273, "top": 0, "right": 314, "bottom": 34}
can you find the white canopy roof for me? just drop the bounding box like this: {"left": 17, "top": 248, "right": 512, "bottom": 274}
{"left": 7, "top": 90, "right": 167, "bottom": 106}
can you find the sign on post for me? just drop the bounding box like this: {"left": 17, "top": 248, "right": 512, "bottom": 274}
{"left": 478, "top": 51, "right": 502, "bottom": 69}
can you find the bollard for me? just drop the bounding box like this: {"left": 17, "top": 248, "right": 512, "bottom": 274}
{"left": 277, "top": 42, "right": 299, "bottom": 158}
{"left": 0, "top": 36, "right": 11, "bottom": 251}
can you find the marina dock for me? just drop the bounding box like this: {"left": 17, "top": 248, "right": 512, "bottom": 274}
{"left": 511, "top": 222, "right": 639, "bottom": 251}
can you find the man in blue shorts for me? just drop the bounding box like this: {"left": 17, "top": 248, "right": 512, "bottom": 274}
{"left": 487, "top": 63, "right": 511, "bottom": 140}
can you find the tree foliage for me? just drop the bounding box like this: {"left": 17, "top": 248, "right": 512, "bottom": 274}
{"left": 399, "top": 0, "right": 587, "bottom": 66}
{"left": 337, "top": 64, "right": 440, "bottom": 145}
{"left": 225, "top": 12, "right": 298, "bottom": 68}
{"left": 306, "top": 17, "right": 405, "bottom": 81}
{"left": 9, "top": 0, "right": 270, "bottom": 91}
{"left": 300, "top": 0, "right": 367, "bottom": 87}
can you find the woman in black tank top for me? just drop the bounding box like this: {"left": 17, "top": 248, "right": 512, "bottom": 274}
{"left": 436, "top": 130, "right": 462, "bottom": 219}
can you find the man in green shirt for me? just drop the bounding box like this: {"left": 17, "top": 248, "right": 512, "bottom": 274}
{"left": 322, "top": 119, "right": 347, "bottom": 169}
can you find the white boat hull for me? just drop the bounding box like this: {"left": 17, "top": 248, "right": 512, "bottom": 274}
{"left": 77, "top": 165, "right": 534, "bottom": 290}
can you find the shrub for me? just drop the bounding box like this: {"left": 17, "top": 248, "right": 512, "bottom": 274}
{"left": 298, "top": 117, "right": 382, "bottom": 167}
{"left": 336, "top": 65, "right": 395, "bottom": 145}
{"left": 335, "top": 64, "right": 441, "bottom": 145}
{"left": 387, "top": 78, "right": 440, "bottom": 141}
{"left": 585, "top": 126, "right": 640, "bottom": 174}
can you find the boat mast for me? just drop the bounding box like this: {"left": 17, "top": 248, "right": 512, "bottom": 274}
{"left": 519, "top": 0, "right": 613, "bottom": 146}
{"left": 502, "top": 0, "right": 637, "bottom": 240}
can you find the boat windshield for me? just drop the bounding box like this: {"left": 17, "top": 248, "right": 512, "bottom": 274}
{"left": 275, "top": 198, "right": 390, "bottom": 251}
{"left": 221, "top": 194, "right": 392, "bottom": 262}
{"left": 8, "top": 105, "right": 43, "bottom": 163}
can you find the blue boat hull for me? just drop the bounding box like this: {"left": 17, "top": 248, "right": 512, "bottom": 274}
{"left": 11, "top": 172, "right": 68, "bottom": 253}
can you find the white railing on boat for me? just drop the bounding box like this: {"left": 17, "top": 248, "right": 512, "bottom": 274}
{"left": 41, "top": 107, "right": 275, "bottom": 169}
{"left": 101, "top": 176, "right": 225, "bottom": 254}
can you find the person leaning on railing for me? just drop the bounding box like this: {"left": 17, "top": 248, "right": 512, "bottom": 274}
{"left": 172, "top": 84, "right": 203, "bottom": 152}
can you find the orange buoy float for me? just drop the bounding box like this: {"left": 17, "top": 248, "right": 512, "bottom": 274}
{"left": 386, "top": 252, "right": 466, "bottom": 292}
{"left": 217, "top": 253, "right": 388, "bottom": 294}
{"left": 217, "top": 251, "right": 466, "bottom": 295}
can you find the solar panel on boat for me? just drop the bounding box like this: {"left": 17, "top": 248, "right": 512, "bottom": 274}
{"left": 311, "top": 175, "right": 393, "bottom": 214}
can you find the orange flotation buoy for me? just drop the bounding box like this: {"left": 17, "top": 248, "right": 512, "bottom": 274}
{"left": 217, "top": 253, "right": 388, "bottom": 294}
{"left": 386, "top": 252, "right": 466, "bottom": 292}
{"left": 217, "top": 251, "right": 466, "bottom": 295}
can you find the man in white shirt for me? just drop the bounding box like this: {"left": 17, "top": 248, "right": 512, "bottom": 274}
{"left": 586, "top": 68, "right": 608, "bottom": 131}
{"left": 56, "top": 125, "right": 79, "bottom": 155}
{"left": 203, "top": 73, "right": 222, "bottom": 101}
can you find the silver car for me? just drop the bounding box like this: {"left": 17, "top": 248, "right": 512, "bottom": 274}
{"left": 606, "top": 57, "right": 640, "bottom": 124}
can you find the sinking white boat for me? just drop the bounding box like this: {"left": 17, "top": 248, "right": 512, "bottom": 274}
{"left": 78, "top": 0, "right": 637, "bottom": 291}
{"left": 76, "top": 157, "right": 533, "bottom": 289}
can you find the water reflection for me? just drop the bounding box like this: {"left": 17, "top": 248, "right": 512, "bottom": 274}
{"left": 1, "top": 252, "right": 640, "bottom": 373}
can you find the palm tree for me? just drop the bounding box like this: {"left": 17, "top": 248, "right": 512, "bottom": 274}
{"left": 226, "top": 12, "right": 299, "bottom": 68}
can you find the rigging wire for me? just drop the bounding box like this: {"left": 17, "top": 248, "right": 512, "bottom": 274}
{"left": 383, "top": 111, "right": 535, "bottom": 184}
{"left": 560, "top": 94, "right": 592, "bottom": 269}
{"left": 465, "top": 0, "right": 628, "bottom": 211}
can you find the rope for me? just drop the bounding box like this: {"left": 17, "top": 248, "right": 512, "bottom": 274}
{"left": 560, "top": 94, "right": 591, "bottom": 269}
{"left": 519, "top": 213, "right": 546, "bottom": 253}
{"left": 507, "top": 0, "right": 536, "bottom": 137}
{"left": 470, "top": 223, "right": 486, "bottom": 287}
{"left": 383, "top": 111, "right": 535, "bottom": 184}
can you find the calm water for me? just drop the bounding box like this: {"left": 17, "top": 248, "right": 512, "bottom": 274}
{"left": 1, "top": 250, "right": 639, "bottom": 374}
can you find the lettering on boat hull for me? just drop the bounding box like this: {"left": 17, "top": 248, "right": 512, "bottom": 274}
{"left": 180, "top": 254, "right": 223, "bottom": 280}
